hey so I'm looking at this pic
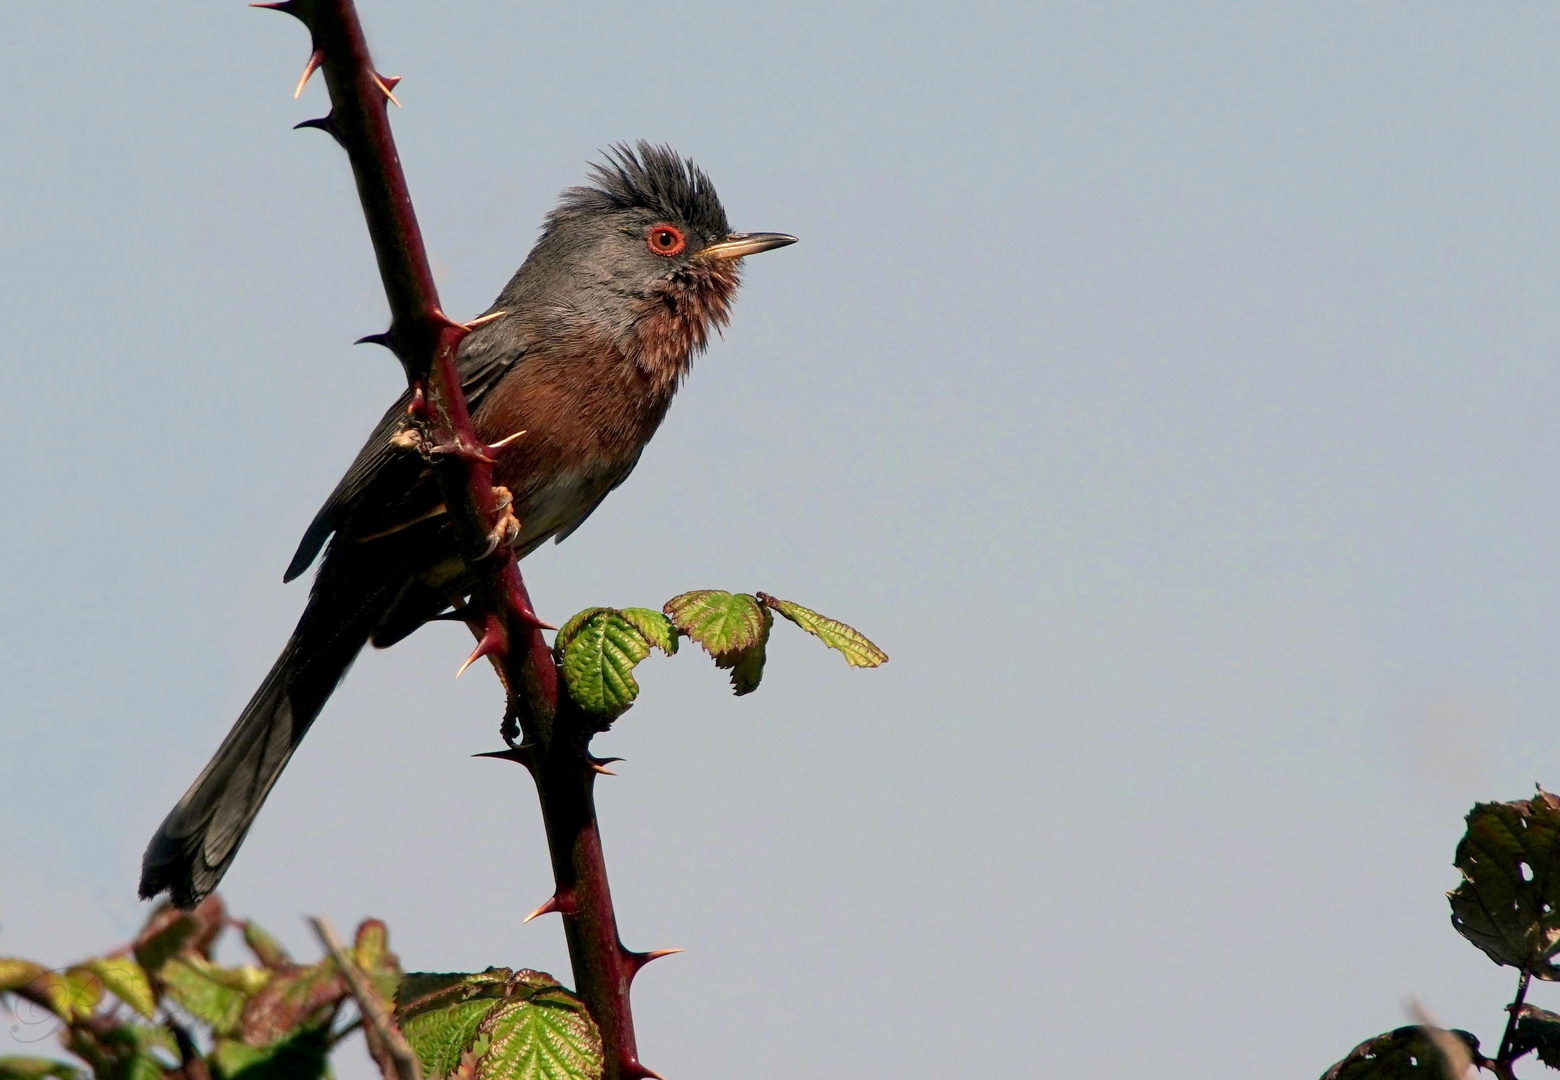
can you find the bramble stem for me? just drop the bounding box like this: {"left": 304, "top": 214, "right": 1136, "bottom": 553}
{"left": 267, "top": 3, "right": 646, "bottom": 1076}
{"left": 1496, "top": 966, "right": 1531, "bottom": 1067}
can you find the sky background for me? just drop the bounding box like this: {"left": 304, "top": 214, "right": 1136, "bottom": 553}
{"left": 5, "top": 1, "right": 1560, "bottom": 1077}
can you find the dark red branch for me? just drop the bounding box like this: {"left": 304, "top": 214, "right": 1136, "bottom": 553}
{"left": 257, "top": 3, "right": 647, "bottom": 1076}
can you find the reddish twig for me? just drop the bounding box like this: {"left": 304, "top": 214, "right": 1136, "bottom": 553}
{"left": 255, "top": 3, "right": 657, "bottom": 1077}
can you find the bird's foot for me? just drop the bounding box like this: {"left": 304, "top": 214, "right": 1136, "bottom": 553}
{"left": 479, "top": 486, "right": 522, "bottom": 559}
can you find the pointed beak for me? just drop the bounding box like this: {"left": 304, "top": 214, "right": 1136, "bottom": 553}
{"left": 695, "top": 232, "right": 798, "bottom": 261}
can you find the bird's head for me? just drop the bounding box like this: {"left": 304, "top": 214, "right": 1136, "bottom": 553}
{"left": 521, "top": 142, "right": 795, "bottom": 373}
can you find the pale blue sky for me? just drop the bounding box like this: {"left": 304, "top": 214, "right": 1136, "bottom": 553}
{"left": 6, "top": 2, "right": 1560, "bottom": 1077}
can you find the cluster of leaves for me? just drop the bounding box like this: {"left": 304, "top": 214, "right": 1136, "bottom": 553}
{"left": 0, "top": 896, "right": 385, "bottom": 1080}
{"left": 554, "top": 589, "right": 888, "bottom": 721}
{"left": 0, "top": 899, "right": 603, "bottom": 1080}
{"left": 1322, "top": 789, "right": 1560, "bottom": 1078}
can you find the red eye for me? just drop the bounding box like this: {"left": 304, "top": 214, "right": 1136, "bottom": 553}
{"left": 646, "top": 224, "right": 685, "bottom": 257}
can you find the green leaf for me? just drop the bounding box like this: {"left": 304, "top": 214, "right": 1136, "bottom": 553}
{"left": 31, "top": 969, "right": 102, "bottom": 1022}
{"left": 80, "top": 957, "right": 157, "bottom": 1019}
{"left": 474, "top": 975, "right": 602, "bottom": 1080}
{"left": 211, "top": 1026, "right": 332, "bottom": 1080}
{"left": 0, "top": 960, "right": 47, "bottom": 994}
{"left": 397, "top": 969, "right": 514, "bottom": 1079}
{"left": 241, "top": 922, "right": 292, "bottom": 970}
{"left": 552, "top": 608, "right": 612, "bottom": 654}
{"left": 0, "top": 1058, "right": 84, "bottom": 1080}
{"left": 617, "top": 609, "right": 678, "bottom": 655}
{"left": 663, "top": 591, "right": 767, "bottom": 659}
{"left": 1320, "top": 1026, "right": 1480, "bottom": 1079}
{"left": 61, "top": 1022, "right": 176, "bottom": 1080}
{"left": 714, "top": 606, "right": 771, "bottom": 696}
{"left": 1510, "top": 1004, "right": 1560, "bottom": 1069}
{"left": 161, "top": 957, "right": 266, "bottom": 1037}
{"left": 353, "top": 919, "right": 402, "bottom": 1005}
{"left": 1448, "top": 789, "right": 1560, "bottom": 976}
{"left": 759, "top": 594, "right": 888, "bottom": 668}
{"left": 559, "top": 610, "right": 653, "bottom": 719}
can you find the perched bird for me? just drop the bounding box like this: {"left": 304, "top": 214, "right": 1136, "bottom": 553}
{"left": 140, "top": 143, "right": 795, "bottom": 908}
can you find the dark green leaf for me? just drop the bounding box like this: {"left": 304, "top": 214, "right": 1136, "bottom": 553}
{"left": 663, "top": 591, "right": 767, "bottom": 659}
{"left": 0, "top": 1058, "right": 84, "bottom": 1080}
{"left": 617, "top": 609, "right": 678, "bottom": 655}
{"left": 1511, "top": 1004, "right": 1560, "bottom": 1069}
{"left": 211, "top": 1025, "right": 333, "bottom": 1080}
{"left": 559, "top": 610, "right": 653, "bottom": 719}
{"left": 759, "top": 595, "right": 888, "bottom": 668}
{"left": 1448, "top": 789, "right": 1560, "bottom": 976}
{"left": 1320, "top": 1026, "right": 1480, "bottom": 1079}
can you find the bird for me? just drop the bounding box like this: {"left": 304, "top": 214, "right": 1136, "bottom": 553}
{"left": 140, "top": 142, "right": 796, "bottom": 909}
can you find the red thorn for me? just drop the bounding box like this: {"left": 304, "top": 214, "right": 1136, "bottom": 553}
{"left": 590, "top": 763, "right": 617, "bottom": 776}
{"left": 371, "top": 71, "right": 401, "bottom": 108}
{"left": 249, "top": 0, "right": 301, "bottom": 14}
{"left": 522, "top": 892, "right": 575, "bottom": 923}
{"left": 619, "top": 1061, "right": 665, "bottom": 1080}
{"left": 293, "top": 49, "right": 323, "bottom": 99}
{"left": 379, "top": 74, "right": 403, "bottom": 92}
{"left": 456, "top": 614, "right": 507, "bottom": 678}
{"left": 625, "top": 947, "right": 684, "bottom": 978}
{"left": 427, "top": 439, "right": 498, "bottom": 466}
{"left": 355, "top": 330, "right": 394, "bottom": 349}
{"left": 294, "top": 114, "right": 344, "bottom": 148}
{"left": 407, "top": 385, "right": 429, "bottom": 419}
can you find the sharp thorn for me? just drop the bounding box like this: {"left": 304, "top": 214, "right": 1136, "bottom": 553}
{"left": 293, "top": 49, "right": 323, "bottom": 99}
{"left": 371, "top": 72, "right": 402, "bottom": 107}
{"left": 456, "top": 615, "right": 507, "bottom": 677}
{"left": 522, "top": 893, "right": 572, "bottom": 923}
{"left": 380, "top": 74, "right": 403, "bottom": 91}
{"left": 592, "top": 757, "right": 625, "bottom": 766}
{"left": 354, "top": 503, "right": 446, "bottom": 542}
{"left": 355, "top": 331, "right": 394, "bottom": 348}
{"left": 642, "top": 948, "right": 685, "bottom": 963}
{"left": 294, "top": 114, "right": 344, "bottom": 148}
{"left": 249, "top": 0, "right": 300, "bottom": 13}
{"left": 474, "top": 745, "right": 531, "bottom": 763}
{"left": 474, "top": 746, "right": 531, "bottom": 764}
{"left": 620, "top": 1062, "right": 665, "bottom": 1080}
{"left": 485, "top": 429, "right": 527, "bottom": 453}
{"left": 462, "top": 309, "right": 507, "bottom": 331}
{"left": 590, "top": 763, "right": 617, "bottom": 776}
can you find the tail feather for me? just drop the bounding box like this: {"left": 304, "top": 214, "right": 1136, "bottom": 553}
{"left": 140, "top": 582, "right": 386, "bottom": 908}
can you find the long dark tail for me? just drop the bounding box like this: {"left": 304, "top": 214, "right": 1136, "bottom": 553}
{"left": 140, "top": 573, "right": 393, "bottom": 909}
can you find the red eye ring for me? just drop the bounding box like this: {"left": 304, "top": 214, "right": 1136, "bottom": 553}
{"left": 646, "top": 224, "right": 685, "bottom": 257}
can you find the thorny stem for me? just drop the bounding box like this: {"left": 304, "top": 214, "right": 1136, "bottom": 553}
{"left": 261, "top": 3, "right": 651, "bottom": 1077}
{"left": 1496, "top": 967, "right": 1532, "bottom": 1069}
